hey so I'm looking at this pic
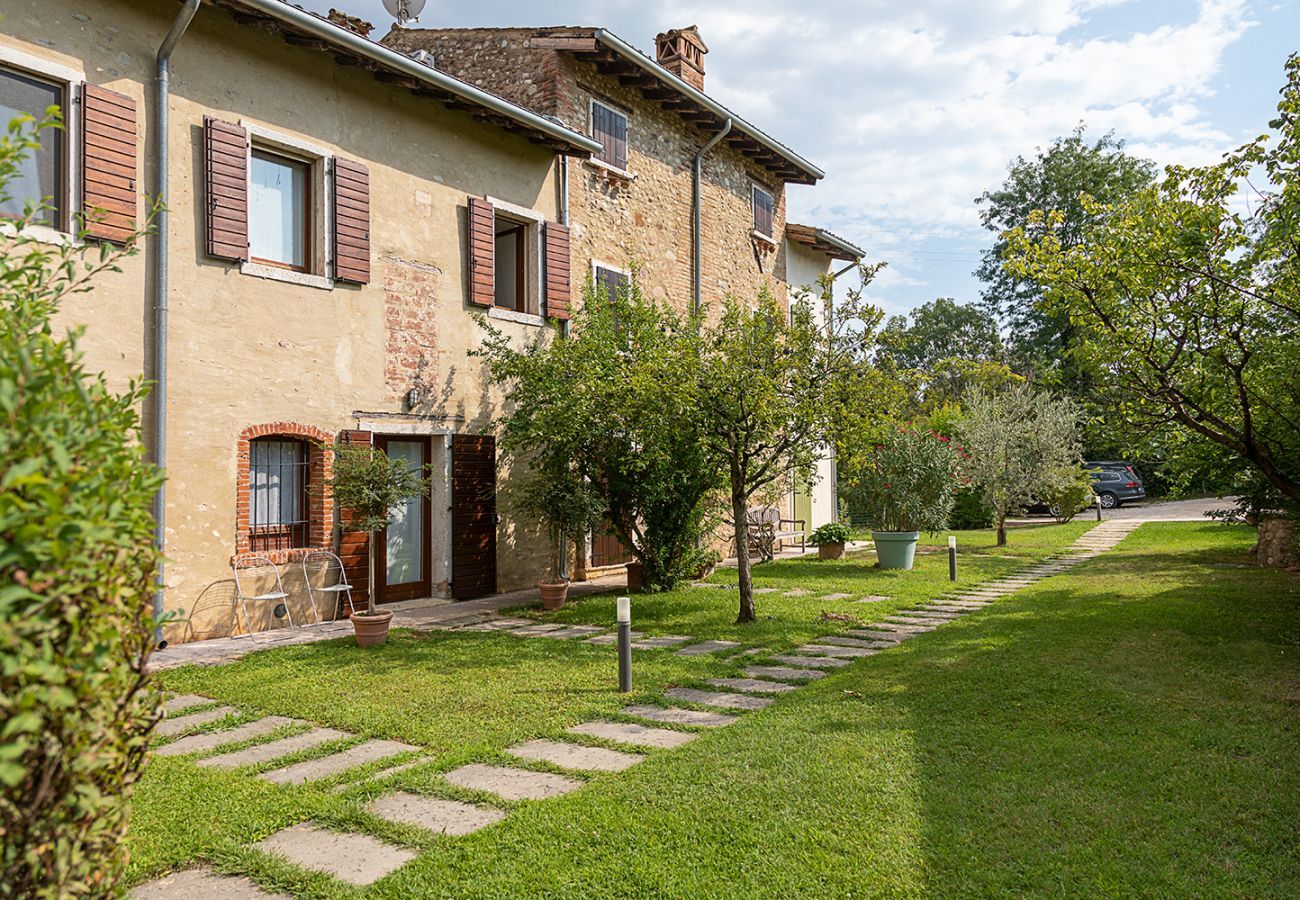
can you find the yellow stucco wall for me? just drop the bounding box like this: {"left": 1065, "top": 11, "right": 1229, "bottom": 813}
{"left": 1, "top": 0, "right": 564, "bottom": 641}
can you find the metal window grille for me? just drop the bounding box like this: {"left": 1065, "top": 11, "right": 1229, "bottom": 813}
{"left": 250, "top": 438, "right": 310, "bottom": 551}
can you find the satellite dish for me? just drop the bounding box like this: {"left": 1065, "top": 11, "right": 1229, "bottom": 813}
{"left": 382, "top": 0, "right": 426, "bottom": 26}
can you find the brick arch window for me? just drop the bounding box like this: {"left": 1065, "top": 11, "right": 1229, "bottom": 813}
{"left": 236, "top": 423, "right": 335, "bottom": 562}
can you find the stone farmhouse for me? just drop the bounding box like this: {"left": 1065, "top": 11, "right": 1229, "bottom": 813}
{"left": 1, "top": 0, "right": 854, "bottom": 644}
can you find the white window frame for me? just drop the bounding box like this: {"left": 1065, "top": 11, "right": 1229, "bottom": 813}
{"left": 239, "top": 120, "right": 334, "bottom": 291}
{"left": 751, "top": 182, "right": 776, "bottom": 244}
{"left": 0, "top": 45, "right": 84, "bottom": 245}
{"left": 587, "top": 97, "right": 632, "bottom": 177}
{"left": 484, "top": 194, "right": 546, "bottom": 327}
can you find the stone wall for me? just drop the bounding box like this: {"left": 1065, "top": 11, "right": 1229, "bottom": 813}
{"left": 1255, "top": 517, "right": 1299, "bottom": 568}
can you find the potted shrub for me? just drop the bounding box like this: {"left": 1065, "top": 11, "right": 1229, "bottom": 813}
{"left": 849, "top": 426, "right": 960, "bottom": 570}
{"left": 516, "top": 463, "right": 605, "bottom": 610}
{"left": 810, "top": 522, "right": 851, "bottom": 560}
{"left": 324, "top": 443, "right": 430, "bottom": 647}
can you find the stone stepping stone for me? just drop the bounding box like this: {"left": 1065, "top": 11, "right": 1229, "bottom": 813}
{"left": 893, "top": 609, "right": 962, "bottom": 621}
{"left": 770, "top": 655, "right": 851, "bottom": 669}
{"left": 459, "top": 617, "right": 533, "bottom": 632}
{"left": 813, "top": 635, "right": 897, "bottom": 649}
{"left": 510, "top": 623, "right": 569, "bottom": 637}
{"left": 922, "top": 605, "right": 976, "bottom": 615}
{"left": 706, "top": 677, "right": 797, "bottom": 694}
{"left": 752, "top": 587, "right": 780, "bottom": 594}
{"left": 368, "top": 791, "right": 506, "bottom": 835}
{"left": 587, "top": 630, "right": 644, "bottom": 645}
{"left": 261, "top": 739, "right": 418, "bottom": 785}
{"left": 664, "top": 687, "right": 773, "bottom": 710}
{"left": 155, "top": 706, "right": 237, "bottom": 737}
{"left": 156, "top": 716, "right": 302, "bottom": 757}
{"left": 629, "top": 635, "right": 693, "bottom": 649}
{"left": 621, "top": 705, "right": 737, "bottom": 727}
{"left": 443, "top": 763, "right": 581, "bottom": 800}
{"left": 198, "top": 728, "right": 349, "bottom": 769}
{"left": 796, "top": 644, "right": 879, "bottom": 658}
{"left": 507, "top": 738, "right": 643, "bottom": 772}
{"left": 567, "top": 720, "right": 697, "bottom": 749}
{"left": 783, "top": 588, "right": 810, "bottom": 596}
{"left": 854, "top": 595, "right": 891, "bottom": 603}
{"left": 883, "top": 615, "right": 950, "bottom": 626}
{"left": 676, "top": 640, "right": 742, "bottom": 656}
{"left": 130, "top": 867, "right": 290, "bottom": 899}
{"left": 744, "top": 665, "right": 827, "bottom": 682}
{"left": 163, "top": 694, "right": 214, "bottom": 715}
{"left": 691, "top": 581, "right": 726, "bottom": 589}
{"left": 536, "top": 626, "right": 609, "bottom": 639}
{"left": 821, "top": 593, "right": 854, "bottom": 601}
{"left": 255, "top": 822, "right": 416, "bottom": 887}
{"left": 334, "top": 757, "right": 432, "bottom": 793}
{"left": 843, "top": 629, "right": 907, "bottom": 642}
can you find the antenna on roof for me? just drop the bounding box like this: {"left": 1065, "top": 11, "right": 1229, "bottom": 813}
{"left": 382, "top": 0, "right": 426, "bottom": 27}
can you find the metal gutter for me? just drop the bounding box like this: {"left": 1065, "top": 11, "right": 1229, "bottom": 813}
{"left": 150, "top": 0, "right": 202, "bottom": 650}
{"left": 235, "top": 0, "right": 601, "bottom": 155}
{"left": 594, "top": 29, "right": 824, "bottom": 182}
{"left": 817, "top": 229, "right": 865, "bottom": 262}
{"left": 693, "top": 119, "right": 732, "bottom": 316}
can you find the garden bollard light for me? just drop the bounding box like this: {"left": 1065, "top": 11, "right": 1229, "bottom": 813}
{"left": 1096, "top": 494, "right": 1103, "bottom": 522}
{"left": 617, "top": 595, "right": 632, "bottom": 693}
{"left": 948, "top": 536, "right": 957, "bottom": 581}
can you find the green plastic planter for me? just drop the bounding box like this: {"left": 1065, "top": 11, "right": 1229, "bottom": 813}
{"left": 872, "top": 531, "right": 920, "bottom": 570}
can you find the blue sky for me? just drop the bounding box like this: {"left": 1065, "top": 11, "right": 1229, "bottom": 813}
{"left": 306, "top": 0, "right": 1298, "bottom": 318}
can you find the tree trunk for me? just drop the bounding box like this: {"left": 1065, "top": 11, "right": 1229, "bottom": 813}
{"left": 732, "top": 485, "right": 755, "bottom": 624}
{"left": 366, "top": 531, "right": 376, "bottom": 614}
{"left": 996, "top": 515, "right": 1007, "bottom": 547}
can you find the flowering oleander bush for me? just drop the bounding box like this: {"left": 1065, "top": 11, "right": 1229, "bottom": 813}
{"left": 847, "top": 426, "right": 961, "bottom": 534}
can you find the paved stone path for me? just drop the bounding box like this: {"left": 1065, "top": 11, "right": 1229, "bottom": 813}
{"left": 135, "top": 521, "right": 1141, "bottom": 897}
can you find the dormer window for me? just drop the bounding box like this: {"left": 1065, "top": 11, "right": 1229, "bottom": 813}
{"left": 590, "top": 100, "right": 628, "bottom": 172}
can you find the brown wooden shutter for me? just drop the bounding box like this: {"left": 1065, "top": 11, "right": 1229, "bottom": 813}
{"left": 467, "top": 197, "right": 495, "bottom": 308}
{"left": 203, "top": 117, "right": 248, "bottom": 261}
{"left": 333, "top": 158, "right": 370, "bottom": 284}
{"left": 451, "top": 434, "right": 497, "bottom": 600}
{"left": 79, "top": 84, "right": 138, "bottom": 244}
{"left": 336, "top": 430, "right": 373, "bottom": 609}
{"left": 544, "top": 222, "right": 571, "bottom": 321}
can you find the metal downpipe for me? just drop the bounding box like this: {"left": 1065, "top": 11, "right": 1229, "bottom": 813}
{"left": 692, "top": 118, "right": 732, "bottom": 318}
{"left": 150, "top": 0, "right": 201, "bottom": 650}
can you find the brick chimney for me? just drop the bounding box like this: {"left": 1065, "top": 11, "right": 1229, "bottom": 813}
{"left": 655, "top": 26, "right": 708, "bottom": 91}
{"left": 327, "top": 8, "right": 374, "bottom": 39}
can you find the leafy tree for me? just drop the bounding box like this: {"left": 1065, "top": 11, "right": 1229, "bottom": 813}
{"left": 960, "top": 383, "right": 1083, "bottom": 545}
{"left": 843, "top": 425, "right": 961, "bottom": 534}
{"left": 477, "top": 272, "right": 719, "bottom": 591}
{"left": 698, "top": 270, "right": 880, "bottom": 623}
{"left": 1003, "top": 55, "right": 1300, "bottom": 508}
{"left": 1, "top": 116, "right": 162, "bottom": 895}
{"left": 512, "top": 459, "right": 606, "bottom": 581}
{"left": 878, "top": 297, "right": 1003, "bottom": 370}
{"left": 977, "top": 126, "right": 1156, "bottom": 382}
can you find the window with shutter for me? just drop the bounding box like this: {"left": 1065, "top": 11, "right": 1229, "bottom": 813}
{"left": 593, "top": 264, "right": 628, "bottom": 305}
{"left": 0, "top": 65, "right": 67, "bottom": 230}
{"left": 752, "top": 184, "right": 775, "bottom": 238}
{"left": 590, "top": 100, "right": 628, "bottom": 171}
{"left": 333, "top": 157, "right": 370, "bottom": 284}
{"left": 467, "top": 197, "right": 495, "bottom": 308}
{"left": 79, "top": 83, "right": 138, "bottom": 243}
{"left": 203, "top": 117, "right": 249, "bottom": 261}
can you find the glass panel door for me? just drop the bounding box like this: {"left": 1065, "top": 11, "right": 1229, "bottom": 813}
{"left": 378, "top": 437, "right": 430, "bottom": 602}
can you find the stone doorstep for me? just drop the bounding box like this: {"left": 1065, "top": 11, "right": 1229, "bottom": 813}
{"left": 507, "top": 738, "right": 644, "bottom": 773}
{"left": 443, "top": 763, "right": 582, "bottom": 801}
{"left": 197, "top": 728, "right": 350, "bottom": 769}
{"left": 664, "top": 687, "right": 774, "bottom": 710}
{"left": 567, "top": 720, "right": 698, "bottom": 749}
{"left": 705, "top": 677, "right": 798, "bottom": 694}
{"left": 367, "top": 792, "right": 507, "bottom": 836}
{"left": 768, "top": 655, "right": 852, "bottom": 669}
{"left": 261, "top": 739, "right": 419, "bottom": 786}
{"left": 130, "top": 867, "right": 290, "bottom": 899}
{"left": 620, "top": 705, "right": 738, "bottom": 728}
{"left": 155, "top": 716, "right": 303, "bottom": 757}
{"left": 676, "top": 640, "right": 742, "bottom": 656}
{"left": 155, "top": 706, "right": 238, "bottom": 738}
{"left": 254, "top": 822, "right": 417, "bottom": 887}
{"left": 162, "top": 694, "right": 215, "bottom": 715}
{"left": 812, "top": 636, "right": 897, "bottom": 649}
{"left": 743, "top": 665, "right": 827, "bottom": 682}
{"left": 796, "top": 644, "right": 880, "bottom": 659}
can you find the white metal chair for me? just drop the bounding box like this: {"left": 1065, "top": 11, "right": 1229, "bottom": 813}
{"left": 301, "top": 549, "right": 354, "bottom": 624}
{"left": 232, "top": 554, "right": 293, "bottom": 643}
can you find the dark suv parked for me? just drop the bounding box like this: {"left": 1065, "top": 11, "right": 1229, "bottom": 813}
{"left": 1086, "top": 461, "right": 1145, "bottom": 509}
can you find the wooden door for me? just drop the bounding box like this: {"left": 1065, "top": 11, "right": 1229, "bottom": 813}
{"left": 451, "top": 434, "right": 497, "bottom": 600}
{"left": 376, "top": 435, "right": 431, "bottom": 604}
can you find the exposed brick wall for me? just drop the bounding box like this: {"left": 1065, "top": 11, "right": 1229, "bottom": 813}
{"left": 382, "top": 255, "right": 442, "bottom": 403}
{"left": 234, "top": 422, "right": 336, "bottom": 564}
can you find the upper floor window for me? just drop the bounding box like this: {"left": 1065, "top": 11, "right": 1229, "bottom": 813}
{"left": 752, "top": 184, "right": 775, "bottom": 239}
{"left": 494, "top": 217, "right": 527, "bottom": 311}
{"left": 249, "top": 147, "right": 311, "bottom": 271}
{"left": 594, "top": 264, "right": 629, "bottom": 304}
{"left": 590, "top": 100, "right": 628, "bottom": 171}
{"left": 249, "top": 437, "right": 311, "bottom": 552}
{"left": 0, "top": 65, "right": 66, "bottom": 229}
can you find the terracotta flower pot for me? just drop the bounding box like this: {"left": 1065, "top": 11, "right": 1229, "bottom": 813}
{"left": 625, "top": 562, "right": 645, "bottom": 592}
{"left": 538, "top": 580, "right": 569, "bottom": 610}
{"left": 350, "top": 610, "right": 393, "bottom": 648}
{"left": 817, "top": 541, "right": 846, "bottom": 560}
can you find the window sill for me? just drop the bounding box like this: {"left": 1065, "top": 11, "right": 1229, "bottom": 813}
{"left": 241, "top": 261, "right": 334, "bottom": 291}
{"left": 1, "top": 220, "right": 81, "bottom": 248}
{"left": 750, "top": 229, "right": 777, "bottom": 247}
{"left": 584, "top": 157, "right": 635, "bottom": 181}
{"left": 488, "top": 306, "right": 547, "bottom": 328}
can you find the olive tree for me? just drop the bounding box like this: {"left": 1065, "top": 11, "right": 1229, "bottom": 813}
{"left": 960, "top": 383, "right": 1083, "bottom": 545}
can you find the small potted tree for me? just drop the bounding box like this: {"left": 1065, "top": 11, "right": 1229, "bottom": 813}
{"left": 850, "top": 426, "right": 960, "bottom": 570}
{"left": 324, "top": 443, "right": 430, "bottom": 647}
{"left": 810, "top": 522, "right": 851, "bottom": 559}
{"left": 516, "top": 463, "right": 604, "bottom": 610}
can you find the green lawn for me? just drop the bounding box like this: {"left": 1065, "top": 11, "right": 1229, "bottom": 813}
{"left": 133, "top": 521, "right": 1300, "bottom": 896}
{"left": 521, "top": 521, "right": 1094, "bottom": 649}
